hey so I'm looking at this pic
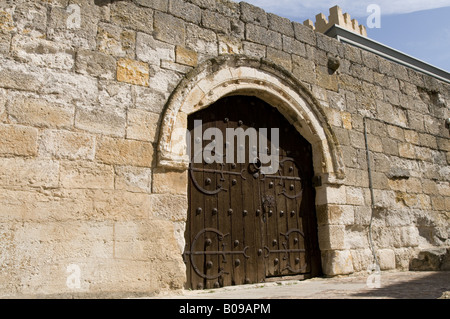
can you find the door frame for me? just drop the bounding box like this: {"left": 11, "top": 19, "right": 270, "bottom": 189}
{"left": 156, "top": 55, "right": 348, "bottom": 281}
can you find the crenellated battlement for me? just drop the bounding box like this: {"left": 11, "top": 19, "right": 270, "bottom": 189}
{"left": 303, "top": 5, "right": 367, "bottom": 37}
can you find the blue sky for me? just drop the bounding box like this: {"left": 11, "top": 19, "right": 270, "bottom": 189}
{"left": 243, "top": 1, "right": 450, "bottom": 72}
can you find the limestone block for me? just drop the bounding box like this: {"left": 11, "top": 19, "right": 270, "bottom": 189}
{"left": 240, "top": 2, "right": 268, "bottom": 27}
{"left": 39, "top": 70, "right": 99, "bottom": 106}
{"left": 169, "top": 0, "right": 202, "bottom": 24}
{"left": 75, "top": 104, "right": 126, "bottom": 138}
{"left": 96, "top": 22, "right": 136, "bottom": 58}
{"left": 8, "top": 96, "right": 74, "bottom": 129}
{"left": 186, "top": 24, "right": 218, "bottom": 56}
{"left": 346, "top": 186, "right": 366, "bottom": 206}
{"left": 98, "top": 80, "right": 133, "bottom": 109}
{"left": 148, "top": 65, "right": 183, "bottom": 93}
{"left": 0, "top": 60, "right": 42, "bottom": 92}
{"left": 91, "top": 190, "right": 152, "bottom": 221}
{"left": 136, "top": 32, "right": 175, "bottom": 66}
{"left": 126, "top": 109, "right": 160, "bottom": 143}
{"left": 266, "top": 47, "right": 292, "bottom": 71}
{"left": 316, "top": 204, "right": 355, "bottom": 226}
{"left": 136, "top": 0, "right": 169, "bottom": 11}
{"left": 11, "top": 34, "right": 75, "bottom": 70}
{"left": 161, "top": 60, "right": 193, "bottom": 74}
{"left": 318, "top": 224, "right": 345, "bottom": 250}
{"left": 9, "top": 2, "right": 47, "bottom": 36}
{"left": 133, "top": 86, "right": 168, "bottom": 114}
{"left": 346, "top": 230, "right": 370, "bottom": 252}
{"left": 60, "top": 161, "right": 114, "bottom": 190}
{"left": 154, "top": 11, "right": 186, "bottom": 46}
{"left": 152, "top": 168, "right": 188, "bottom": 195}
{"left": 0, "top": 158, "right": 59, "bottom": 188}
{"left": 175, "top": 46, "right": 198, "bottom": 67}
{"left": 150, "top": 194, "right": 188, "bottom": 222}
{"left": 114, "top": 166, "right": 152, "bottom": 193}
{"left": 292, "top": 55, "right": 316, "bottom": 84}
{"left": 396, "top": 226, "right": 420, "bottom": 247}
{"left": 350, "top": 248, "right": 373, "bottom": 272}
{"left": 242, "top": 41, "right": 266, "bottom": 59}
{"left": 268, "top": 13, "right": 294, "bottom": 37}
{"left": 39, "top": 129, "right": 95, "bottom": 161}
{"left": 0, "top": 188, "right": 93, "bottom": 222}
{"left": 398, "top": 142, "right": 415, "bottom": 159}
{"left": 96, "top": 136, "right": 154, "bottom": 167}
{"left": 0, "top": 124, "right": 38, "bottom": 157}
{"left": 377, "top": 249, "right": 396, "bottom": 270}
{"left": 322, "top": 250, "right": 354, "bottom": 276}
{"left": 293, "top": 21, "right": 316, "bottom": 46}
{"left": 202, "top": 10, "right": 231, "bottom": 34}
{"left": 75, "top": 49, "right": 116, "bottom": 79}
{"left": 409, "top": 248, "right": 448, "bottom": 271}
{"left": 316, "top": 185, "right": 346, "bottom": 205}
{"left": 117, "top": 58, "right": 150, "bottom": 87}
{"left": 282, "top": 35, "right": 306, "bottom": 57}
{"left": 111, "top": 1, "right": 153, "bottom": 34}
{"left": 47, "top": 6, "right": 98, "bottom": 50}
{"left": 246, "top": 23, "right": 282, "bottom": 50}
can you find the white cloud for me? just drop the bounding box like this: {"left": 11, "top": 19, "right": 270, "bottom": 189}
{"left": 244, "top": 0, "right": 450, "bottom": 21}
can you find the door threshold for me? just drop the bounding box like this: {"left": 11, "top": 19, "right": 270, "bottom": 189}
{"left": 264, "top": 274, "right": 311, "bottom": 283}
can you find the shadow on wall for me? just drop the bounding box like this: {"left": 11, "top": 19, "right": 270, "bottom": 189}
{"left": 351, "top": 272, "right": 450, "bottom": 299}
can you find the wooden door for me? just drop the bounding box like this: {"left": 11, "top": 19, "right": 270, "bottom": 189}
{"left": 183, "top": 96, "right": 321, "bottom": 290}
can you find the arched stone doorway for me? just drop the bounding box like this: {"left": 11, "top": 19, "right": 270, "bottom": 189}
{"left": 156, "top": 55, "right": 346, "bottom": 286}
{"left": 184, "top": 95, "right": 322, "bottom": 289}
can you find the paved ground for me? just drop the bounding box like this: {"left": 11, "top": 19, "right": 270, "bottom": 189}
{"left": 155, "top": 271, "right": 450, "bottom": 299}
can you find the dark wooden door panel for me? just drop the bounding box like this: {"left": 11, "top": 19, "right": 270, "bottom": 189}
{"left": 184, "top": 96, "right": 321, "bottom": 290}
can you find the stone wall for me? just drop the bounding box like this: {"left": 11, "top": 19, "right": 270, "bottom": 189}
{"left": 0, "top": 0, "right": 448, "bottom": 297}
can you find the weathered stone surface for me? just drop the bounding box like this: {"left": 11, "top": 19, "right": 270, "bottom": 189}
{"left": 96, "top": 136, "right": 154, "bottom": 167}
{"left": 377, "top": 249, "right": 396, "bottom": 270}
{"left": 135, "top": 0, "right": 168, "bottom": 12}
{"left": 0, "top": 158, "right": 59, "bottom": 188}
{"left": 266, "top": 47, "right": 292, "bottom": 71}
{"left": 202, "top": 10, "right": 231, "bottom": 34}
{"left": 152, "top": 168, "right": 188, "bottom": 195}
{"left": 136, "top": 32, "right": 175, "bottom": 66}
{"left": 60, "top": 161, "right": 114, "bottom": 190}
{"left": 39, "top": 129, "right": 95, "bottom": 161}
{"left": 154, "top": 11, "right": 185, "bottom": 46}
{"left": 218, "top": 34, "right": 243, "bottom": 55}
{"left": 246, "top": 23, "right": 282, "bottom": 49}
{"left": 169, "top": 0, "right": 202, "bottom": 24}
{"left": 97, "top": 22, "right": 136, "bottom": 58}
{"left": 117, "top": 58, "right": 150, "bottom": 86}
{"left": 186, "top": 24, "right": 218, "bottom": 56}
{"left": 47, "top": 5, "right": 98, "bottom": 49}
{"left": 111, "top": 1, "right": 153, "bottom": 33}
{"left": 8, "top": 96, "right": 74, "bottom": 129}
{"left": 322, "top": 250, "right": 354, "bottom": 275}
{"left": 409, "top": 248, "right": 450, "bottom": 271}
{"left": 114, "top": 166, "right": 152, "bottom": 193}
{"left": 75, "top": 49, "right": 116, "bottom": 79}
{"left": 0, "top": 124, "right": 38, "bottom": 157}
{"left": 11, "top": 35, "right": 75, "bottom": 70}
{"left": 175, "top": 45, "right": 198, "bottom": 67}
{"left": 240, "top": 2, "right": 268, "bottom": 27}
{"left": 126, "top": 109, "right": 160, "bottom": 143}
{"left": 75, "top": 104, "right": 126, "bottom": 138}
{"left": 268, "top": 13, "right": 294, "bottom": 37}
